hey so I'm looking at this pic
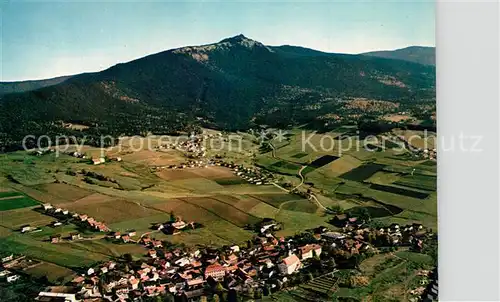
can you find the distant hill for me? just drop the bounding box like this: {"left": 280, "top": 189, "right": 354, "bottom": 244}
{"left": 0, "top": 75, "right": 74, "bottom": 97}
{"left": 0, "top": 35, "right": 435, "bottom": 149}
{"left": 361, "top": 46, "right": 435, "bottom": 66}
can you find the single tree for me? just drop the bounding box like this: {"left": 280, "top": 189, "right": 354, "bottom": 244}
{"left": 254, "top": 289, "right": 262, "bottom": 299}
{"left": 308, "top": 272, "right": 314, "bottom": 281}
{"left": 123, "top": 253, "right": 133, "bottom": 263}
{"left": 164, "top": 293, "right": 175, "bottom": 302}
{"left": 263, "top": 285, "right": 270, "bottom": 296}
{"left": 215, "top": 282, "right": 224, "bottom": 293}
{"left": 211, "top": 294, "right": 220, "bottom": 302}
{"left": 227, "top": 289, "right": 238, "bottom": 302}
{"left": 247, "top": 288, "right": 254, "bottom": 299}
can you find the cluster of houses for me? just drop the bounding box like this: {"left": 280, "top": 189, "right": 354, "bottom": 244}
{"left": 68, "top": 151, "right": 88, "bottom": 159}
{"left": 394, "top": 135, "right": 437, "bottom": 161}
{"left": 157, "top": 134, "right": 208, "bottom": 158}
{"left": 54, "top": 236, "right": 323, "bottom": 300}
{"left": 331, "top": 214, "right": 427, "bottom": 250}
{"left": 108, "top": 230, "right": 138, "bottom": 244}
{"left": 157, "top": 159, "right": 210, "bottom": 171}
{"left": 90, "top": 156, "right": 122, "bottom": 165}
{"left": 19, "top": 224, "right": 42, "bottom": 234}
{"left": 228, "top": 164, "right": 273, "bottom": 185}
{"left": 65, "top": 151, "right": 122, "bottom": 165}
{"left": 421, "top": 267, "right": 438, "bottom": 302}
{"left": 54, "top": 218, "right": 389, "bottom": 301}
{"left": 12, "top": 214, "right": 434, "bottom": 302}
{"left": 153, "top": 158, "right": 275, "bottom": 188}
{"left": 407, "top": 268, "right": 438, "bottom": 302}
{"left": 41, "top": 203, "right": 111, "bottom": 234}
{"left": 179, "top": 136, "right": 207, "bottom": 158}
{"left": 31, "top": 149, "right": 55, "bottom": 156}
{"left": 420, "top": 148, "right": 437, "bottom": 161}
{"left": 107, "top": 217, "right": 196, "bottom": 245}
{"left": 0, "top": 255, "right": 47, "bottom": 284}
{"left": 155, "top": 218, "right": 197, "bottom": 236}
{"left": 0, "top": 254, "right": 22, "bottom": 284}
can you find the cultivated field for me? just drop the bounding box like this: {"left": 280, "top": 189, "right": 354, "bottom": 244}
{"left": 0, "top": 126, "right": 437, "bottom": 283}
{"left": 0, "top": 191, "right": 39, "bottom": 211}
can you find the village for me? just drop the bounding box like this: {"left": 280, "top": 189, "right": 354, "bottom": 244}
{"left": 1, "top": 130, "right": 438, "bottom": 301}
{"left": 1, "top": 203, "right": 436, "bottom": 302}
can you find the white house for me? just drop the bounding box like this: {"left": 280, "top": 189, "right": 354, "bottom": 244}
{"left": 260, "top": 223, "right": 276, "bottom": 234}
{"left": 7, "top": 275, "right": 20, "bottom": 283}
{"left": 87, "top": 268, "right": 95, "bottom": 275}
{"left": 264, "top": 259, "right": 274, "bottom": 268}
{"left": 174, "top": 257, "right": 191, "bottom": 267}
{"left": 1, "top": 254, "right": 13, "bottom": 263}
{"left": 278, "top": 254, "right": 302, "bottom": 275}
{"left": 21, "top": 226, "right": 32, "bottom": 233}
{"left": 172, "top": 221, "right": 187, "bottom": 229}
{"left": 92, "top": 157, "right": 106, "bottom": 165}
{"left": 149, "top": 250, "right": 157, "bottom": 259}
{"left": 129, "top": 277, "right": 140, "bottom": 290}
{"left": 298, "top": 244, "right": 322, "bottom": 260}
{"left": 36, "top": 292, "right": 78, "bottom": 302}
{"left": 190, "top": 249, "right": 201, "bottom": 257}
{"left": 107, "top": 261, "right": 117, "bottom": 270}
{"left": 0, "top": 269, "right": 11, "bottom": 277}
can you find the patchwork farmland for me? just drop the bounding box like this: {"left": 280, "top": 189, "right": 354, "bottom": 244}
{"left": 0, "top": 127, "right": 437, "bottom": 292}
{"left": 0, "top": 191, "right": 39, "bottom": 211}
{"left": 302, "top": 155, "right": 340, "bottom": 175}
{"left": 255, "top": 129, "right": 437, "bottom": 230}
{"left": 339, "top": 163, "right": 386, "bottom": 181}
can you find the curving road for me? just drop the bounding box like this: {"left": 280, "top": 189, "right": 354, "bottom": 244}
{"left": 267, "top": 140, "right": 328, "bottom": 211}
{"left": 293, "top": 165, "right": 306, "bottom": 191}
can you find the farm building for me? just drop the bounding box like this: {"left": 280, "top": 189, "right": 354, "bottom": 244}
{"left": 20, "top": 225, "right": 32, "bottom": 233}
{"left": 50, "top": 235, "right": 61, "bottom": 244}
{"left": 204, "top": 263, "right": 226, "bottom": 279}
{"left": 1, "top": 254, "right": 13, "bottom": 263}
{"left": 92, "top": 157, "right": 106, "bottom": 165}
{"left": 298, "top": 244, "right": 322, "bottom": 260}
{"left": 278, "top": 254, "right": 302, "bottom": 275}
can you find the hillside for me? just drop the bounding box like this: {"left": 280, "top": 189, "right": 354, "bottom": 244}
{"left": 0, "top": 75, "right": 73, "bottom": 97}
{"left": 361, "top": 46, "right": 435, "bottom": 66}
{"left": 0, "top": 35, "right": 435, "bottom": 149}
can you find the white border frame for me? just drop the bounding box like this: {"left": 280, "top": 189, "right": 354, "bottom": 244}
{"left": 438, "top": 1, "right": 499, "bottom": 301}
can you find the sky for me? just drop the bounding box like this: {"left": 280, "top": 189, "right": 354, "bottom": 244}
{"left": 0, "top": 1, "right": 435, "bottom": 82}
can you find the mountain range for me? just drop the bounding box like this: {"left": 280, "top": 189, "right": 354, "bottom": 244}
{"left": 0, "top": 35, "right": 436, "bottom": 146}
{"left": 0, "top": 43, "right": 435, "bottom": 97}
{"left": 0, "top": 75, "right": 74, "bottom": 97}
{"left": 361, "top": 46, "right": 435, "bottom": 66}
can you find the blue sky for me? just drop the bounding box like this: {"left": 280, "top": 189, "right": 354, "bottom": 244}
{"left": 0, "top": 1, "right": 435, "bottom": 81}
